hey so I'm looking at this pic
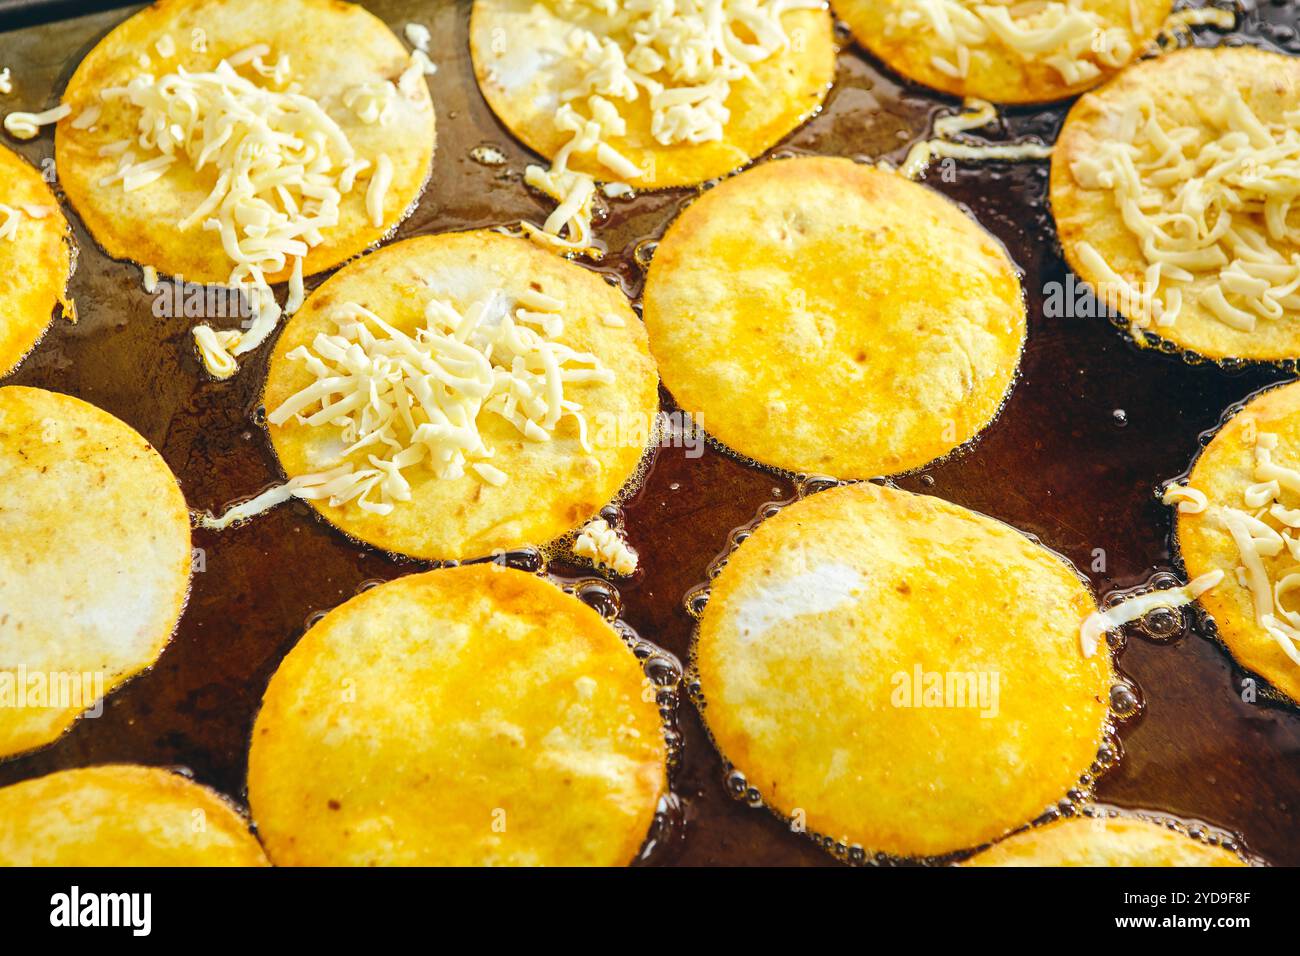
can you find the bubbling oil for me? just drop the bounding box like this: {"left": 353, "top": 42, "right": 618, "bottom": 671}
{"left": 562, "top": 573, "right": 688, "bottom": 864}
{"left": 7, "top": 0, "right": 1295, "bottom": 868}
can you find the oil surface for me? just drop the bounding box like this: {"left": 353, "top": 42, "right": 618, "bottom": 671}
{"left": 1, "top": 0, "right": 1299, "bottom": 867}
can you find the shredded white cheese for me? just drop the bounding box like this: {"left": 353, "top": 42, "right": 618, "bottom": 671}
{"left": 196, "top": 465, "right": 356, "bottom": 530}
{"left": 405, "top": 23, "right": 432, "bottom": 53}
{"left": 142, "top": 265, "right": 159, "bottom": 294}
{"left": 892, "top": 0, "right": 1135, "bottom": 87}
{"left": 1161, "top": 482, "right": 1207, "bottom": 514}
{"left": 520, "top": 144, "right": 603, "bottom": 258}
{"left": 933, "top": 97, "right": 996, "bottom": 138}
{"left": 0, "top": 202, "right": 52, "bottom": 241}
{"left": 899, "top": 135, "right": 1053, "bottom": 178}
{"left": 203, "top": 287, "right": 615, "bottom": 525}
{"left": 71, "top": 103, "right": 101, "bottom": 130}
{"left": 343, "top": 81, "right": 399, "bottom": 125}
{"left": 366, "top": 153, "right": 393, "bottom": 228}
{"left": 0, "top": 205, "right": 20, "bottom": 241}
{"left": 1079, "top": 570, "right": 1224, "bottom": 658}
{"left": 1205, "top": 430, "right": 1300, "bottom": 668}
{"left": 518, "top": 0, "right": 821, "bottom": 255}
{"left": 601, "top": 181, "right": 634, "bottom": 199}
{"left": 3, "top": 102, "right": 71, "bottom": 140}
{"left": 94, "top": 48, "right": 391, "bottom": 378}
{"left": 892, "top": 97, "right": 1052, "bottom": 180}
{"left": 400, "top": 49, "right": 438, "bottom": 95}
{"left": 0, "top": 69, "right": 13, "bottom": 96}
{"left": 1068, "top": 85, "right": 1300, "bottom": 334}
{"left": 1156, "top": 5, "right": 1237, "bottom": 47}
{"left": 192, "top": 325, "right": 241, "bottom": 379}
{"left": 574, "top": 517, "right": 638, "bottom": 575}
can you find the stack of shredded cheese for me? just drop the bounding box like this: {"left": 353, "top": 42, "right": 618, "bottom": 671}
{"left": 574, "top": 517, "right": 639, "bottom": 575}
{"left": 521, "top": 0, "right": 821, "bottom": 255}
{"left": 201, "top": 287, "right": 615, "bottom": 528}
{"left": 1069, "top": 89, "right": 1300, "bottom": 333}
{"left": 1170, "top": 433, "right": 1300, "bottom": 668}
{"left": 895, "top": 0, "right": 1134, "bottom": 85}
{"left": 94, "top": 45, "right": 414, "bottom": 378}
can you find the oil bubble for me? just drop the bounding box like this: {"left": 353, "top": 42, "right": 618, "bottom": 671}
{"left": 1109, "top": 681, "right": 1142, "bottom": 720}
{"left": 1138, "top": 605, "right": 1183, "bottom": 639}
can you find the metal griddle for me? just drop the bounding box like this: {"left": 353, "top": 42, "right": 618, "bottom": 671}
{"left": 1, "top": 0, "right": 1298, "bottom": 867}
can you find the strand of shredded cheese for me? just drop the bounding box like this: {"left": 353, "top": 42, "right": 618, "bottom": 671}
{"left": 0, "top": 205, "right": 19, "bottom": 241}
{"left": 405, "top": 23, "right": 432, "bottom": 53}
{"left": 0, "top": 69, "right": 12, "bottom": 96}
{"left": 890, "top": 97, "right": 1053, "bottom": 180}
{"left": 3, "top": 102, "right": 71, "bottom": 140}
{"left": 1068, "top": 83, "right": 1300, "bottom": 334}
{"left": 1161, "top": 481, "right": 1207, "bottom": 514}
{"left": 1079, "top": 569, "right": 1224, "bottom": 657}
{"left": 900, "top": 135, "right": 1054, "bottom": 177}
{"left": 0, "top": 202, "right": 53, "bottom": 241}
{"left": 1156, "top": 5, "right": 1237, "bottom": 48}
{"left": 574, "top": 517, "right": 638, "bottom": 575}
{"left": 932, "top": 97, "right": 997, "bottom": 138}
{"left": 519, "top": 0, "right": 822, "bottom": 255}
{"left": 201, "top": 287, "right": 615, "bottom": 526}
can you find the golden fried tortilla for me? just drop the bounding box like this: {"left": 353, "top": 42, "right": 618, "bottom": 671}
{"left": 1177, "top": 380, "right": 1300, "bottom": 705}
{"left": 0, "top": 145, "right": 72, "bottom": 377}
{"left": 55, "top": 0, "right": 435, "bottom": 285}
{"left": 262, "top": 230, "right": 659, "bottom": 561}
{"left": 963, "top": 815, "right": 1247, "bottom": 867}
{"left": 469, "top": 0, "right": 834, "bottom": 189}
{"left": 837, "top": 0, "right": 1172, "bottom": 104}
{"left": 1052, "top": 47, "right": 1300, "bottom": 361}
{"left": 0, "top": 765, "right": 268, "bottom": 866}
{"left": 643, "top": 157, "right": 1025, "bottom": 478}
{"left": 0, "top": 387, "right": 191, "bottom": 759}
{"left": 247, "top": 565, "right": 667, "bottom": 866}
{"left": 695, "top": 482, "right": 1113, "bottom": 860}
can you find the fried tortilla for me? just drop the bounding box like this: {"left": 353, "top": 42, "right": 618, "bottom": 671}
{"left": 0, "top": 386, "right": 191, "bottom": 759}
{"left": 837, "top": 0, "right": 1172, "bottom": 104}
{"left": 247, "top": 565, "right": 667, "bottom": 866}
{"left": 1177, "top": 380, "right": 1300, "bottom": 705}
{"left": 963, "top": 815, "right": 1247, "bottom": 866}
{"left": 262, "top": 230, "right": 658, "bottom": 561}
{"left": 643, "top": 157, "right": 1024, "bottom": 478}
{"left": 0, "top": 765, "right": 268, "bottom": 866}
{"left": 469, "top": 0, "right": 834, "bottom": 189}
{"left": 1052, "top": 47, "right": 1300, "bottom": 360}
{"left": 55, "top": 0, "right": 435, "bottom": 286}
{"left": 0, "top": 144, "right": 72, "bottom": 377}
{"left": 695, "top": 482, "right": 1113, "bottom": 860}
